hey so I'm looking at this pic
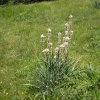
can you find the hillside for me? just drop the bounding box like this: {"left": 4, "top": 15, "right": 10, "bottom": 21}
{"left": 0, "top": 0, "right": 100, "bottom": 99}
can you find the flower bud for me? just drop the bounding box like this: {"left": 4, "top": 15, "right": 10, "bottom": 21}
{"left": 60, "top": 44, "right": 65, "bottom": 53}
{"left": 42, "top": 49, "right": 49, "bottom": 54}
{"left": 41, "top": 34, "right": 45, "bottom": 38}
{"left": 63, "top": 42, "right": 68, "bottom": 48}
{"left": 65, "top": 31, "right": 68, "bottom": 37}
{"left": 47, "top": 28, "right": 52, "bottom": 43}
{"left": 41, "top": 34, "right": 45, "bottom": 42}
{"left": 48, "top": 28, "right": 52, "bottom": 33}
{"left": 68, "top": 30, "right": 73, "bottom": 38}
{"left": 58, "top": 32, "right": 62, "bottom": 36}
{"left": 54, "top": 55, "right": 56, "bottom": 59}
{"left": 69, "top": 14, "right": 73, "bottom": 19}
{"left": 63, "top": 36, "right": 70, "bottom": 42}
{"left": 65, "top": 22, "right": 70, "bottom": 31}
{"left": 70, "top": 31, "right": 73, "bottom": 36}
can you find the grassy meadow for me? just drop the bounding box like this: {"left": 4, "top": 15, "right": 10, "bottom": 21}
{"left": 0, "top": 0, "right": 100, "bottom": 99}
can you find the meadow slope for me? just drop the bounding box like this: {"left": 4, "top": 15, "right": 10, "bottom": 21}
{"left": 0, "top": 0, "right": 100, "bottom": 99}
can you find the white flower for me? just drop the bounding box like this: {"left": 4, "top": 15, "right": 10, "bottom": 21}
{"left": 64, "top": 37, "right": 70, "bottom": 42}
{"left": 41, "top": 34, "right": 45, "bottom": 43}
{"left": 65, "top": 23, "right": 69, "bottom": 27}
{"left": 54, "top": 55, "right": 56, "bottom": 59}
{"left": 60, "top": 44, "right": 65, "bottom": 48}
{"left": 41, "top": 34, "right": 45, "bottom": 38}
{"left": 63, "top": 42, "right": 68, "bottom": 47}
{"left": 70, "top": 31, "right": 73, "bottom": 35}
{"left": 65, "top": 23, "right": 70, "bottom": 31}
{"left": 69, "top": 14, "right": 73, "bottom": 19}
{"left": 58, "top": 32, "right": 62, "bottom": 36}
{"left": 65, "top": 31, "right": 68, "bottom": 36}
{"left": 42, "top": 49, "right": 49, "bottom": 53}
{"left": 68, "top": 31, "right": 73, "bottom": 38}
{"left": 48, "top": 28, "right": 52, "bottom": 33}
{"left": 47, "top": 28, "right": 52, "bottom": 43}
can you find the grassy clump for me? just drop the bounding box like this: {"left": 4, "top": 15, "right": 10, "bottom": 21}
{"left": 26, "top": 56, "right": 78, "bottom": 99}
{"left": 25, "top": 19, "right": 100, "bottom": 99}
{"left": 26, "top": 56, "right": 100, "bottom": 100}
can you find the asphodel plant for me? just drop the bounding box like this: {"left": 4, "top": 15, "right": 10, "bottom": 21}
{"left": 41, "top": 15, "right": 73, "bottom": 61}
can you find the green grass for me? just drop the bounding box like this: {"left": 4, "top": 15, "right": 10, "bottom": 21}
{"left": 0, "top": 0, "right": 100, "bottom": 99}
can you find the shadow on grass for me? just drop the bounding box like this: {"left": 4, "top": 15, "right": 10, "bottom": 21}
{"left": 0, "top": 0, "right": 56, "bottom": 5}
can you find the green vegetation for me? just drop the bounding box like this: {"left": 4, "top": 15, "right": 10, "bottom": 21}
{"left": 0, "top": 0, "right": 100, "bottom": 99}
